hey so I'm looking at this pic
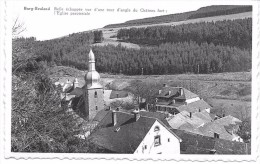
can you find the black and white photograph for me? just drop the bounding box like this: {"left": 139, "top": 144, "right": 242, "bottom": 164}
{"left": 0, "top": 0, "right": 259, "bottom": 163}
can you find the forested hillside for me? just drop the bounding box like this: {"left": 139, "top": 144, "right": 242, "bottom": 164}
{"left": 14, "top": 17, "right": 251, "bottom": 76}
{"left": 12, "top": 37, "right": 97, "bottom": 152}
{"left": 117, "top": 18, "right": 252, "bottom": 50}
{"left": 104, "top": 5, "right": 252, "bottom": 28}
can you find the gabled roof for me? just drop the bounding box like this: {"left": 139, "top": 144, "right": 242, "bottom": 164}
{"left": 214, "top": 115, "right": 242, "bottom": 126}
{"left": 69, "top": 87, "right": 83, "bottom": 97}
{"left": 88, "top": 111, "right": 180, "bottom": 153}
{"left": 198, "top": 115, "right": 242, "bottom": 140}
{"left": 177, "top": 99, "right": 211, "bottom": 113}
{"left": 157, "top": 87, "right": 198, "bottom": 100}
{"left": 172, "top": 129, "right": 249, "bottom": 154}
{"left": 88, "top": 111, "right": 156, "bottom": 153}
{"left": 139, "top": 111, "right": 170, "bottom": 127}
{"left": 93, "top": 109, "right": 110, "bottom": 122}
{"left": 167, "top": 110, "right": 211, "bottom": 129}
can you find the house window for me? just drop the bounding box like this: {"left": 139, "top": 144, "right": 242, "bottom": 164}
{"left": 144, "top": 145, "right": 147, "bottom": 149}
{"left": 154, "top": 135, "right": 161, "bottom": 147}
{"left": 94, "top": 91, "right": 97, "bottom": 98}
{"left": 168, "top": 138, "right": 170, "bottom": 142}
{"left": 154, "top": 126, "right": 160, "bottom": 132}
{"left": 95, "top": 106, "right": 98, "bottom": 110}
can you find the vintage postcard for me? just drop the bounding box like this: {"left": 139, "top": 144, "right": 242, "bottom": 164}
{"left": 0, "top": 0, "right": 259, "bottom": 163}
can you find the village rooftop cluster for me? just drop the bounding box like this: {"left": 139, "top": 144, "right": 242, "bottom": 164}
{"left": 55, "top": 49, "right": 250, "bottom": 154}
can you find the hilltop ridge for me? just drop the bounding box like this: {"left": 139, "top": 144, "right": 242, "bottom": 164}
{"left": 104, "top": 5, "right": 252, "bottom": 28}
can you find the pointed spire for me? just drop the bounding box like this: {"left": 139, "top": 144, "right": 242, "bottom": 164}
{"left": 89, "top": 48, "right": 95, "bottom": 63}
{"left": 88, "top": 49, "right": 96, "bottom": 71}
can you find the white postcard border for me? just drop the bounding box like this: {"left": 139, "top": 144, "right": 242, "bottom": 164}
{"left": 1, "top": 0, "right": 260, "bottom": 163}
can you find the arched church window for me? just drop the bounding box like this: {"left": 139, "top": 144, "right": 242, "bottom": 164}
{"left": 94, "top": 91, "right": 97, "bottom": 98}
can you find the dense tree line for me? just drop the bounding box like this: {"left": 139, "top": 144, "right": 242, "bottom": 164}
{"left": 32, "top": 32, "right": 94, "bottom": 66}
{"left": 94, "top": 30, "right": 104, "bottom": 43}
{"left": 117, "top": 18, "right": 252, "bottom": 50}
{"left": 187, "top": 5, "right": 252, "bottom": 19}
{"left": 104, "top": 5, "right": 251, "bottom": 28}
{"left": 16, "top": 18, "right": 251, "bottom": 76}
{"left": 92, "top": 43, "right": 251, "bottom": 75}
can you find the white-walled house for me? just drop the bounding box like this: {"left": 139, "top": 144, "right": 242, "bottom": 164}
{"left": 88, "top": 110, "right": 182, "bottom": 154}
{"left": 134, "top": 119, "right": 181, "bottom": 154}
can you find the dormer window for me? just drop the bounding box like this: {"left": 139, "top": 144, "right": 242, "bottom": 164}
{"left": 94, "top": 91, "right": 97, "bottom": 98}
{"left": 154, "top": 126, "right": 160, "bottom": 132}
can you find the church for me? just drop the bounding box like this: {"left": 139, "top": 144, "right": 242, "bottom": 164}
{"left": 59, "top": 49, "right": 130, "bottom": 121}
{"left": 83, "top": 49, "right": 105, "bottom": 120}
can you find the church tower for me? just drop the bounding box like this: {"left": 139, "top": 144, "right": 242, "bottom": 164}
{"left": 84, "top": 49, "right": 104, "bottom": 120}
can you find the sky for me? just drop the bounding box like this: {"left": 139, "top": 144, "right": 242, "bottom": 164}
{"left": 10, "top": 0, "right": 251, "bottom": 41}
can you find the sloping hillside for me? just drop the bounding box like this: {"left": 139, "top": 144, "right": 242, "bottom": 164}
{"left": 104, "top": 5, "right": 252, "bottom": 28}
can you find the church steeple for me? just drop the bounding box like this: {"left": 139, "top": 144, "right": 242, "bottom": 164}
{"left": 85, "top": 49, "right": 102, "bottom": 89}
{"left": 84, "top": 49, "right": 104, "bottom": 121}
{"left": 88, "top": 49, "right": 96, "bottom": 71}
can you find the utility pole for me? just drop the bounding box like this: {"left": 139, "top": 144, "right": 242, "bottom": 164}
{"left": 198, "top": 64, "right": 200, "bottom": 74}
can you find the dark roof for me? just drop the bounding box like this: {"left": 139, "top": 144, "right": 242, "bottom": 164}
{"left": 139, "top": 111, "right": 170, "bottom": 127}
{"left": 157, "top": 87, "right": 198, "bottom": 100}
{"left": 69, "top": 87, "right": 83, "bottom": 97}
{"left": 172, "top": 129, "right": 249, "bottom": 154}
{"left": 88, "top": 111, "right": 156, "bottom": 153}
{"left": 64, "top": 85, "right": 74, "bottom": 93}
{"left": 93, "top": 109, "right": 110, "bottom": 122}
{"left": 88, "top": 110, "right": 181, "bottom": 153}
{"left": 109, "top": 90, "right": 128, "bottom": 99}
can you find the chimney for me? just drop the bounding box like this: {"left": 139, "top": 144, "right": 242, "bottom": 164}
{"left": 133, "top": 109, "right": 141, "bottom": 121}
{"left": 179, "top": 88, "right": 184, "bottom": 96}
{"left": 112, "top": 110, "right": 117, "bottom": 126}
{"left": 73, "top": 78, "right": 79, "bottom": 89}
{"left": 159, "top": 90, "right": 162, "bottom": 94}
{"left": 214, "top": 133, "right": 220, "bottom": 139}
{"left": 172, "top": 99, "right": 175, "bottom": 104}
{"left": 189, "top": 112, "right": 192, "bottom": 118}
{"left": 108, "top": 106, "right": 111, "bottom": 110}
{"left": 168, "top": 91, "right": 171, "bottom": 95}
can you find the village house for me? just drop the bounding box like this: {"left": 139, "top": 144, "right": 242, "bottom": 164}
{"left": 155, "top": 85, "right": 211, "bottom": 115}
{"left": 56, "top": 49, "right": 245, "bottom": 154}
{"left": 172, "top": 129, "right": 250, "bottom": 154}
{"left": 88, "top": 109, "right": 182, "bottom": 154}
